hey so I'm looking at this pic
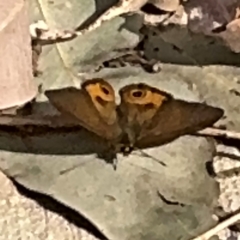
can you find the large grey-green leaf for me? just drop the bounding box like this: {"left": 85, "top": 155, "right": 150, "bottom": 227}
{"left": 0, "top": 68, "right": 219, "bottom": 240}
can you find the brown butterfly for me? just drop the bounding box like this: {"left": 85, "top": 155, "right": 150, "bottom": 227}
{"left": 45, "top": 78, "right": 224, "bottom": 168}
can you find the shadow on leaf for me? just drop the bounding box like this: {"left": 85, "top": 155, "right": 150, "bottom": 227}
{"left": 11, "top": 179, "right": 108, "bottom": 240}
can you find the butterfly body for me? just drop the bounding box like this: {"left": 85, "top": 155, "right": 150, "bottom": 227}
{"left": 45, "top": 79, "right": 224, "bottom": 168}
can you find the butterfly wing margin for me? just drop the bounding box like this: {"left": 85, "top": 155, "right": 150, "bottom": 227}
{"left": 135, "top": 100, "right": 224, "bottom": 149}
{"left": 45, "top": 87, "right": 121, "bottom": 140}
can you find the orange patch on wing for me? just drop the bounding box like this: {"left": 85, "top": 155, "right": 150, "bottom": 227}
{"left": 126, "top": 89, "right": 166, "bottom": 107}
{"left": 84, "top": 82, "right": 115, "bottom": 102}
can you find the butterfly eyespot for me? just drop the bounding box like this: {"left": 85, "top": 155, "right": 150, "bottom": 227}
{"left": 131, "top": 90, "right": 144, "bottom": 98}
{"left": 100, "top": 85, "right": 110, "bottom": 95}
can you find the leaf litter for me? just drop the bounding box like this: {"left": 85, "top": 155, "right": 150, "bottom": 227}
{"left": 2, "top": 0, "right": 240, "bottom": 239}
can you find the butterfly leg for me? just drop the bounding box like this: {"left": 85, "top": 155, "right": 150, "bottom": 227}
{"left": 97, "top": 150, "right": 118, "bottom": 170}
{"left": 100, "top": 143, "right": 136, "bottom": 170}
{"left": 112, "top": 158, "right": 118, "bottom": 171}
{"left": 96, "top": 142, "right": 120, "bottom": 170}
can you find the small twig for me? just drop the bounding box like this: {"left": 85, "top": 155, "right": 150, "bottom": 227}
{"left": 143, "top": 12, "right": 171, "bottom": 26}
{"left": 197, "top": 127, "right": 240, "bottom": 140}
{"left": 29, "top": 20, "right": 78, "bottom": 43}
{"left": 190, "top": 212, "right": 240, "bottom": 240}
{"left": 75, "top": 0, "right": 148, "bottom": 35}
{"left": 30, "top": 0, "right": 148, "bottom": 42}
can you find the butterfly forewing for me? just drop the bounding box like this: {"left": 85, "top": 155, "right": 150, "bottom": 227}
{"left": 135, "top": 99, "right": 224, "bottom": 149}
{"left": 45, "top": 87, "right": 121, "bottom": 140}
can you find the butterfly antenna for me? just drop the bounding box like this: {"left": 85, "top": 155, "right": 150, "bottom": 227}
{"left": 136, "top": 150, "right": 167, "bottom": 167}
{"left": 59, "top": 161, "right": 90, "bottom": 175}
